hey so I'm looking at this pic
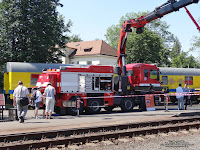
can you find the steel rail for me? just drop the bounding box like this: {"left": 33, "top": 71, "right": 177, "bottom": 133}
{"left": 0, "top": 117, "right": 200, "bottom": 144}
{"left": 1, "top": 122, "right": 200, "bottom": 150}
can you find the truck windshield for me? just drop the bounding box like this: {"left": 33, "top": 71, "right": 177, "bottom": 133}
{"left": 150, "top": 69, "right": 159, "bottom": 80}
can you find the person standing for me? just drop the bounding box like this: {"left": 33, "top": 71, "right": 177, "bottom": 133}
{"left": 44, "top": 82, "right": 56, "bottom": 119}
{"left": 42, "top": 93, "right": 46, "bottom": 119}
{"left": 13, "top": 81, "right": 30, "bottom": 123}
{"left": 183, "top": 84, "right": 189, "bottom": 110}
{"left": 176, "top": 84, "right": 184, "bottom": 110}
{"left": 34, "top": 86, "right": 42, "bottom": 119}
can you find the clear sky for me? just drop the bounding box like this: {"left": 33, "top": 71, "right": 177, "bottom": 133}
{"left": 57, "top": 0, "right": 200, "bottom": 57}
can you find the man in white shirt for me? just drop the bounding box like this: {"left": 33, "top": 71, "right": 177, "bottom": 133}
{"left": 44, "top": 82, "right": 56, "bottom": 119}
{"left": 176, "top": 84, "right": 184, "bottom": 110}
{"left": 13, "top": 81, "right": 30, "bottom": 123}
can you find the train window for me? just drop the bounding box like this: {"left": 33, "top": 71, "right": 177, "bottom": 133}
{"left": 162, "top": 76, "right": 168, "bottom": 85}
{"left": 31, "top": 74, "right": 40, "bottom": 85}
{"left": 144, "top": 69, "right": 148, "bottom": 78}
{"left": 185, "top": 76, "right": 193, "bottom": 85}
{"left": 150, "top": 69, "right": 158, "bottom": 80}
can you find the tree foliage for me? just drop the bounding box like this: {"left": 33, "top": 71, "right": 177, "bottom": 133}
{"left": 68, "top": 34, "right": 82, "bottom": 43}
{"left": 0, "top": 0, "right": 70, "bottom": 64}
{"left": 171, "top": 52, "right": 200, "bottom": 68}
{"left": 126, "top": 28, "right": 166, "bottom": 65}
{"left": 105, "top": 12, "right": 173, "bottom": 66}
{"left": 170, "top": 37, "right": 182, "bottom": 58}
{"left": 170, "top": 36, "right": 200, "bottom": 68}
{"left": 189, "top": 18, "right": 200, "bottom": 59}
{"left": 0, "top": 0, "right": 73, "bottom": 88}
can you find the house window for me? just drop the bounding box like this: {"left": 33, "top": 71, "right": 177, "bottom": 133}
{"left": 78, "top": 61, "right": 87, "bottom": 65}
{"left": 84, "top": 48, "right": 92, "bottom": 52}
{"left": 162, "top": 76, "right": 168, "bottom": 85}
{"left": 87, "top": 61, "right": 92, "bottom": 65}
{"left": 92, "top": 60, "right": 100, "bottom": 65}
{"left": 185, "top": 76, "right": 193, "bottom": 85}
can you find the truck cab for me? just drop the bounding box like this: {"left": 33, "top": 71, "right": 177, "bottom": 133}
{"left": 126, "top": 63, "right": 161, "bottom": 92}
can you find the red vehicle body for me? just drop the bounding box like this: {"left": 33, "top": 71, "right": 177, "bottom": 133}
{"left": 36, "top": 0, "right": 199, "bottom": 115}
{"left": 126, "top": 63, "right": 160, "bottom": 90}
{"left": 37, "top": 64, "right": 161, "bottom": 115}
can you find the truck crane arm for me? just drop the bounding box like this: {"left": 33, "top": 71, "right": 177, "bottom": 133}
{"left": 118, "top": 0, "right": 199, "bottom": 76}
{"left": 184, "top": 6, "right": 200, "bottom": 32}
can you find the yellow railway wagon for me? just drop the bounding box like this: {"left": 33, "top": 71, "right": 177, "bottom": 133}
{"left": 4, "top": 62, "right": 69, "bottom": 104}
{"left": 159, "top": 67, "right": 200, "bottom": 103}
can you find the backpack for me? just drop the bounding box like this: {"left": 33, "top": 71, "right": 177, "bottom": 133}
{"left": 30, "top": 91, "right": 37, "bottom": 101}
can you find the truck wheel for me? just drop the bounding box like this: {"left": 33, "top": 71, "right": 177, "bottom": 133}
{"left": 85, "top": 99, "right": 101, "bottom": 114}
{"left": 67, "top": 96, "right": 84, "bottom": 116}
{"left": 120, "top": 98, "right": 134, "bottom": 112}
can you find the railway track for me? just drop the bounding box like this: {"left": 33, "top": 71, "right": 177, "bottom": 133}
{"left": 1, "top": 117, "right": 200, "bottom": 150}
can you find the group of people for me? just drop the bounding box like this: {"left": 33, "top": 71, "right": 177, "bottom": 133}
{"left": 176, "top": 83, "right": 191, "bottom": 110}
{"left": 13, "top": 81, "right": 56, "bottom": 123}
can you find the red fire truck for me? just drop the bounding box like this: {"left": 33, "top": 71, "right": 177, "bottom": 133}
{"left": 36, "top": 0, "right": 199, "bottom": 115}
{"left": 37, "top": 64, "right": 161, "bottom": 115}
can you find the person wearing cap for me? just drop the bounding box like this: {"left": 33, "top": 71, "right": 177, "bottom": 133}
{"left": 34, "top": 86, "right": 43, "bottom": 119}
{"left": 44, "top": 82, "right": 56, "bottom": 119}
{"left": 13, "top": 81, "right": 30, "bottom": 123}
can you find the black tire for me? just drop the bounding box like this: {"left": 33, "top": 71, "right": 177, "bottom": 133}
{"left": 120, "top": 98, "right": 134, "bottom": 112}
{"left": 67, "top": 96, "right": 84, "bottom": 116}
{"left": 85, "top": 99, "right": 102, "bottom": 114}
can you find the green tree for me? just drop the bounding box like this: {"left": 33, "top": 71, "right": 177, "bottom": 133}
{"left": 0, "top": 0, "right": 71, "bottom": 88}
{"left": 105, "top": 12, "right": 173, "bottom": 66}
{"left": 170, "top": 36, "right": 200, "bottom": 68}
{"left": 171, "top": 52, "right": 200, "bottom": 68}
{"left": 190, "top": 18, "right": 200, "bottom": 58}
{"left": 0, "top": 0, "right": 70, "bottom": 64}
{"left": 170, "top": 37, "right": 182, "bottom": 59}
{"left": 126, "top": 28, "right": 166, "bottom": 65}
{"left": 68, "top": 34, "right": 82, "bottom": 43}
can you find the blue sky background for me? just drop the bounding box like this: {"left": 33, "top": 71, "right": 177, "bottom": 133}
{"left": 58, "top": 0, "right": 200, "bottom": 57}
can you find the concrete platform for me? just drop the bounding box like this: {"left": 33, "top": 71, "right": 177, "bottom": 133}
{"left": 0, "top": 104, "right": 200, "bottom": 135}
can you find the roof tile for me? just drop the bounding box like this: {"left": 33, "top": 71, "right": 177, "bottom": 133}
{"left": 66, "top": 40, "right": 117, "bottom": 57}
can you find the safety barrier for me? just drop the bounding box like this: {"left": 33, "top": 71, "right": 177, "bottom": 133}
{"left": 76, "top": 92, "right": 200, "bottom": 99}
{"left": 75, "top": 92, "right": 200, "bottom": 116}
{"left": 0, "top": 94, "right": 5, "bottom": 120}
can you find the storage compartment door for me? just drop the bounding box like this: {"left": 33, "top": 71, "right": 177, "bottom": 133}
{"left": 61, "top": 72, "right": 79, "bottom": 93}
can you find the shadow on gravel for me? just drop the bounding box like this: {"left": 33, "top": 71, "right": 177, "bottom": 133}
{"left": 25, "top": 121, "right": 50, "bottom": 124}
{"left": 57, "top": 117, "right": 76, "bottom": 119}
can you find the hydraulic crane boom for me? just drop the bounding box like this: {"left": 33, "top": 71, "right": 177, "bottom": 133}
{"left": 118, "top": 0, "right": 199, "bottom": 76}
{"left": 184, "top": 6, "right": 200, "bottom": 32}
